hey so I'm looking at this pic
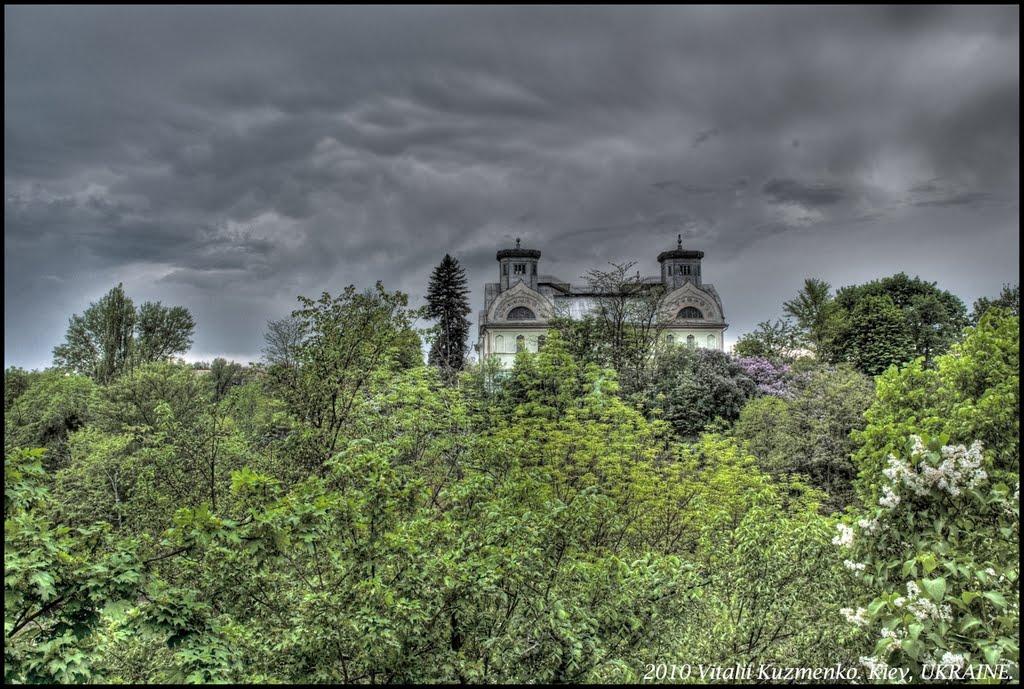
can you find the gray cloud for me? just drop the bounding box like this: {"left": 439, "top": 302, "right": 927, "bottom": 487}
{"left": 762, "top": 179, "right": 848, "bottom": 207}
{"left": 4, "top": 5, "right": 1019, "bottom": 368}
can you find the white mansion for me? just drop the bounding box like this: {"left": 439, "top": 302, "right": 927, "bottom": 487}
{"left": 476, "top": 237, "right": 728, "bottom": 367}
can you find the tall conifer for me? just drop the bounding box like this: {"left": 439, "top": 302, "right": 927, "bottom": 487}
{"left": 425, "top": 254, "right": 471, "bottom": 379}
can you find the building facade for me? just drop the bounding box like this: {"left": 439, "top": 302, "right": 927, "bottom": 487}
{"left": 477, "top": 237, "right": 728, "bottom": 367}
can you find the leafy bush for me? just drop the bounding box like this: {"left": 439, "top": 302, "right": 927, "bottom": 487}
{"left": 834, "top": 434, "right": 1019, "bottom": 681}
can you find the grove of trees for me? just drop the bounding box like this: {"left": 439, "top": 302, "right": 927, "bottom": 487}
{"left": 4, "top": 273, "right": 1019, "bottom": 684}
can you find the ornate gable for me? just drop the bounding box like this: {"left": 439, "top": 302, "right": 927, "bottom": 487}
{"left": 659, "top": 282, "right": 723, "bottom": 323}
{"left": 486, "top": 281, "right": 555, "bottom": 323}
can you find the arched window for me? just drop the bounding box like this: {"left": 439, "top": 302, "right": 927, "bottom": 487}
{"left": 538, "top": 335, "right": 546, "bottom": 350}
{"left": 495, "top": 335, "right": 504, "bottom": 352}
{"left": 666, "top": 334, "right": 674, "bottom": 344}
{"left": 507, "top": 306, "right": 536, "bottom": 320}
{"left": 707, "top": 334, "right": 716, "bottom": 348}
{"left": 516, "top": 335, "right": 526, "bottom": 352}
{"left": 678, "top": 306, "right": 703, "bottom": 319}
{"left": 686, "top": 334, "right": 695, "bottom": 348}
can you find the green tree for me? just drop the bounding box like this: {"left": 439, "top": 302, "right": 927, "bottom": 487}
{"left": 52, "top": 284, "right": 195, "bottom": 383}
{"left": 4, "top": 366, "right": 35, "bottom": 412}
{"left": 827, "top": 294, "right": 916, "bottom": 376}
{"left": 574, "top": 261, "right": 667, "bottom": 395}
{"left": 4, "top": 448, "right": 148, "bottom": 683}
{"left": 262, "top": 315, "right": 305, "bottom": 368}
{"left": 734, "top": 363, "right": 874, "bottom": 511}
{"left": 733, "top": 319, "right": 801, "bottom": 361}
{"left": 208, "top": 358, "right": 245, "bottom": 402}
{"left": 782, "top": 277, "right": 833, "bottom": 353}
{"left": 4, "top": 370, "right": 98, "bottom": 470}
{"left": 970, "top": 283, "right": 1019, "bottom": 324}
{"left": 425, "top": 254, "right": 471, "bottom": 379}
{"left": 823, "top": 273, "right": 967, "bottom": 373}
{"left": 641, "top": 347, "right": 756, "bottom": 438}
{"left": 135, "top": 302, "right": 196, "bottom": 363}
{"left": 545, "top": 316, "right": 612, "bottom": 369}
{"left": 853, "top": 308, "right": 1019, "bottom": 493}
{"left": 53, "top": 284, "right": 137, "bottom": 383}
{"left": 271, "top": 283, "right": 420, "bottom": 471}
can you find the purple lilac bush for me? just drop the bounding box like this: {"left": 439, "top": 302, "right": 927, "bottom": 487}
{"left": 735, "top": 356, "right": 791, "bottom": 398}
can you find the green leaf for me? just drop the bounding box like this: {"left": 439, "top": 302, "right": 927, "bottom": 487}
{"left": 982, "top": 591, "right": 1008, "bottom": 609}
{"left": 920, "top": 577, "right": 946, "bottom": 603}
{"left": 960, "top": 616, "right": 983, "bottom": 633}
{"left": 982, "top": 645, "right": 1002, "bottom": 665}
{"left": 29, "top": 571, "right": 57, "bottom": 601}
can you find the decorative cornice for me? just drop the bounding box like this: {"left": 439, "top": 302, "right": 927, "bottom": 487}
{"left": 496, "top": 248, "right": 542, "bottom": 260}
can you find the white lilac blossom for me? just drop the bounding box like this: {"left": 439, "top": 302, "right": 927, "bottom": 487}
{"left": 842, "top": 607, "right": 869, "bottom": 626}
{"left": 879, "top": 485, "right": 901, "bottom": 509}
{"left": 879, "top": 438, "right": 988, "bottom": 508}
{"left": 857, "top": 517, "right": 879, "bottom": 534}
{"left": 841, "top": 607, "right": 869, "bottom": 626}
{"left": 832, "top": 523, "right": 854, "bottom": 547}
{"left": 901, "top": 581, "right": 952, "bottom": 622}
{"left": 881, "top": 627, "right": 905, "bottom": 650}
{"left": 939, "top": 652, "right": 965, "bottom": 669}
{"left": 843, "top": 559, "right": 866, "bottom": 572}
{"left": 860, "top": 656, "right": 889, "bottom": 676}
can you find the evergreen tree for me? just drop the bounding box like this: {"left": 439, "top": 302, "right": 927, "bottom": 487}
{"left": 425, "top": 254, "right": 471, "bottom": 379}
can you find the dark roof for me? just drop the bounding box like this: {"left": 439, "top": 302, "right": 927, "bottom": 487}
{"left": 496, "top": 247, "right": 542, "bottom": 260}
{"left": 657, "top": 248, "right": 704, "bottom": 262}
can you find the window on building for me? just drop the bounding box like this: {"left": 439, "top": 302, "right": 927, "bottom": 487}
{"left": 502, "top": 264, "right": 508, "bottom": 276}
{"left": 683, "top": 265, "right": 691, "bottom": 275}
{"left": 495, "top": 335, "right": 504, "bottom": 352}
{"left": 707, "top": 334, "right": 716, "bottom": 348}
{"left": 697, "top": 264, "right": 701, "bottom": 276}
{"left": 514, "top": 263, "right": 526, "bottom": 275}
{"left": 532, "top": 263, "right": 537, "bottom": 275}
{"left": 516, "top": 335, "right": 525, "bottom": 352}
{"left": 687, "top": 334, "right": 695, "bottom": 348}
{"left": 678, "top": 306, "right": 703, "bottom": 319}
{"left": 666, "top": 334, "right": 674, "bottom": 344}
{"left": 507, "top": 306, "right": 536, "bottom": 320}
{"left": 538, "top": 335, "right": 546, "bottom": 349}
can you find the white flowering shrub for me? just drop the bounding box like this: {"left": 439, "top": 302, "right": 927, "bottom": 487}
{"left": 836, "top": 434, "right": 1019, "bottom": 681}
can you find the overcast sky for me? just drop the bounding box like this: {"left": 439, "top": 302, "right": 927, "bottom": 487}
{"left": 5, "top": 5, "right": 1019, "bottom": 369}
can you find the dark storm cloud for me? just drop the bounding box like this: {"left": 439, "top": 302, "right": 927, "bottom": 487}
{"left": 762, "top": 179, "right": 847, "bottom": 207}
{"left": 5, "top": 5, "right": 1019, "bottom": 368}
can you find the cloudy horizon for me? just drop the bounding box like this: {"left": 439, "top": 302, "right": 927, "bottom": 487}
{"left": 5, "top": 5, "right": 1019, "bottom": 370}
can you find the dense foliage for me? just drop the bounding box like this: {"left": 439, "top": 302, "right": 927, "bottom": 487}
{"left": 734, "top": 363, "right": 874, "bottom": 511}
{"left": 4, "top": 274, "right": 1018, "bottom": 684}
{"left": 822, "top": 273, "right": 968, "bottom": 374}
